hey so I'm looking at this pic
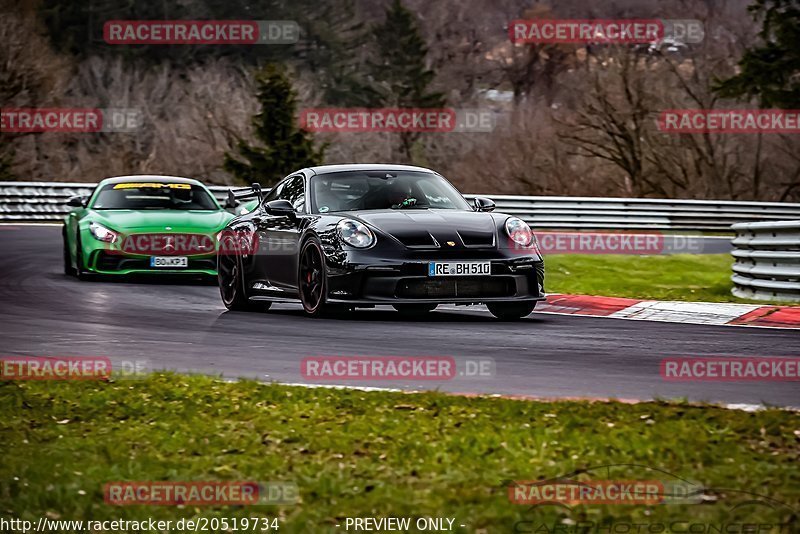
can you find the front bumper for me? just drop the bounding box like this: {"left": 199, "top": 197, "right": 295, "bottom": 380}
{"left": 325, "top": 255, "right": 545, "bottom": 305}
{"left": 84, "top": 250, "right": 217, "bottom": 276}
{"left": 77, "top": 229, "right": 221, "bottom": 276}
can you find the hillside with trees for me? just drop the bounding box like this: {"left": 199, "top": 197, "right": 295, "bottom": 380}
{"left": 1, "top": 0, "right": 798, "bottom": 200}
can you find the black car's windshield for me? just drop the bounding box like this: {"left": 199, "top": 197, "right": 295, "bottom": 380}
{"left": 91, "top": 182, "right": 219, "bottom": 210}
{"left": 310, "top": 171, "right": 471, "bottom": 213}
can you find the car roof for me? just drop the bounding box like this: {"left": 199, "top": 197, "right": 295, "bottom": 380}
{"left": 303, "top": 164, "right": 438, "bottom": 176}
{"left": 98, "top": 175, "right": 205, "bottom": 186}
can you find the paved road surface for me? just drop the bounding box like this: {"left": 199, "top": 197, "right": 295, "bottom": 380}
{"left": 0, "top": 225, "right": 796, "bottom": 407}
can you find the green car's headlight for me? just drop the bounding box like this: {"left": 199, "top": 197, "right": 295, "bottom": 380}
{"left": 89, "top": 222, "right": 119, "bottom": 243}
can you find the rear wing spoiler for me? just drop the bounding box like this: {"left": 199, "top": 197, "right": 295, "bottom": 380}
{"left": 226, "top": 183, "right": 262, "bottom": 208}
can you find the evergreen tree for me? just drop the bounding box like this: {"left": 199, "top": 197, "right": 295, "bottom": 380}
{"left": 372, "top": 0, "right": 444, "bottom": 108}
{"left": 371, "top": 0, "right": 445, "bottom": 161}
{"left": 294, "top": 0, "right": 382, "bottom": 106}
{"left": 714, "top": 0, "right": 800, "bottom": 108}
{"left": 224, "top": 64, "right": 326, "bottom": 186}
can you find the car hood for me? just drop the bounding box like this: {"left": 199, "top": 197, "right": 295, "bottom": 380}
{"left": 347, "top": 209, "right": 498, "bottom": 249}
{"left": 87, "top": 209, "right": 233, "bottom": 233}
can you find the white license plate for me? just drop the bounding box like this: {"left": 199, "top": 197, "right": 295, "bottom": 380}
{"left": 428, "top": 261, "right": 491, "bottom": 276}
{"left": 150, "top": 256, "right": 188, "bottom": 268}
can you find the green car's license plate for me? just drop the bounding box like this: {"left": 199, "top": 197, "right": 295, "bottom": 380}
{"left": 150, "top": 256, "right": 188, "bottom": 268}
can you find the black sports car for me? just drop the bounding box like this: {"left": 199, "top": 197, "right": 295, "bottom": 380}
{"left": 217, "top": 164, "right": 545, "bottom": 319}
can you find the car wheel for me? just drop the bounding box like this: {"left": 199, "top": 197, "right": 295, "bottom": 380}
{"left": 487, "top": 301, "right": 537, "bottom": 321}
{"left": 62, "top": 228, "right": 76, "bottom": 276}
{"left": 393, "top": 303, "right": 437, "bottom": 315}
{"left": 299, "top": 238, "right": 333, "bottom": 317}
{"left": 218, "top": 246, "right": 270, "bottom": 312}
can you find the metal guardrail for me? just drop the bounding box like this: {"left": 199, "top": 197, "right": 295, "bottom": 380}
{"left": 484, "top": 195, "right": 800, "bottom": 231}
{"left": 0, "top": 182, "right": 237, "bottom": 221}
{"left": 731, "top": 220, "right": 800, "bottom": 302}
{"left": 2, "top": 182, "right": 800, "bottom": 231}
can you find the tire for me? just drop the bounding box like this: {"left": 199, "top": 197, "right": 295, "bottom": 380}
{"left": 298, "top": 238, "right": 334, "bottom": 317}
{"left": 62, "top": 228, "right": 76, "bottom": 276}
{"left": 393, "top": 303, "right": 437, "bottom": 315}
{"left": 487, "top": 301, "right": 537, "bottom": 321}
{"left": 217, "top": 245, "right": 270, "bottom": 312}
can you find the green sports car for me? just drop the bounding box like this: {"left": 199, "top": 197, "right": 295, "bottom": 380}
{"left": 62, "top": 175, "right": 236, "bottom": 279}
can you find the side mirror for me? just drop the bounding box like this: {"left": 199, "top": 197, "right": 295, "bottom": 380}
{"left": 67, "top": 195, "right": 85, "bottom": 208}
{"left": 264, "top": 199, "right": 296, "bottom": 217}
{"left": 225, "top": 191, "right": 240, "bottom": 209}
{"left": 473, "top": 197, "right": 495, "bottom": 212}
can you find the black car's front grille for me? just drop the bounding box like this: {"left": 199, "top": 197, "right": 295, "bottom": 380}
{"left": 94, "top": 252, "right": 216, "bottom": 271}
{"left": 395, "top": 277, "right": 515, "bottom": 299}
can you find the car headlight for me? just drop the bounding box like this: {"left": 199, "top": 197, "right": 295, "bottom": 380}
{"left": 89, "top": 222, "right": 119, "bottom": 243}
{"left": 505, "top": 217, "right": 534, "bottom": 247}
{"left": 337, "top": 219, "right": 375, "bottom": 248}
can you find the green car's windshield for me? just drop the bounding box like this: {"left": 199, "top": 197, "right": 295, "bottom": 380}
{"left": 310, "top": 171, "right": 471, "bottom": 213}
{"left": 91, "top": 182, "right": 219, "bottom": 211}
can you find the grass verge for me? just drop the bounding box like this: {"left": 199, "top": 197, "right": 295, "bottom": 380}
{"left": 545, "top": 254, "right": 781, "bottom": 304}
{"left": 1, "top": 374, "right": 798, "bottom": 533}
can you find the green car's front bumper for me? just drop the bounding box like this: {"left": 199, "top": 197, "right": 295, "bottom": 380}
{"left": 77, "top": 235, "right": 218, "bottom": 277}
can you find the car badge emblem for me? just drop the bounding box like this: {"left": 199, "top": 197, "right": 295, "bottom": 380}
{"left": 446, "top": 241, "right": 456, "bottom": 246}
{"left": 165, "top": 226, "right": 172, "bottom": 230}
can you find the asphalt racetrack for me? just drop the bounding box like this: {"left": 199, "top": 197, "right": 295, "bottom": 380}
{"left": 1, "top": 225, "right": 797, "bottom": 407}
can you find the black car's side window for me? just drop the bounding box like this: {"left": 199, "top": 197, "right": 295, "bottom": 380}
{"left": 262, "top": 180, "right": 285, "bottom": 206}
{"left": 280, "top": 175, "right": 306, "bottom": 213}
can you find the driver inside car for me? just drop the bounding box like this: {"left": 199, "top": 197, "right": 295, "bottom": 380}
{"left": 384, "top": 181, "right": 416, "bottom": 209}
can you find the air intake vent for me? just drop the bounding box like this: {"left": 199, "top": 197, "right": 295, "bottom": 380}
{"left": 396, "top": 277, "right": 515, "bottom": 298}
{"left": 457, "top": 230, "right": 495, "bottom": 248}
{"left": 395, "top": 231, "right": 438, "bottom": 249}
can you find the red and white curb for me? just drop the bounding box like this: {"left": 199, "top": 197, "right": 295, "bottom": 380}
{"left": 537, "top": 294, "right": 800, "bottom": 329}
